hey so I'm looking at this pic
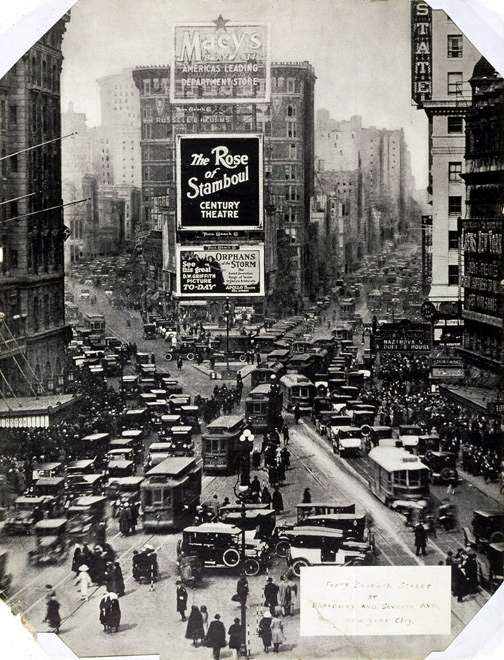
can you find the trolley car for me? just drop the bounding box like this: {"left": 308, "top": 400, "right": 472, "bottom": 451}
{"left": 367, "top": 447, "right": 429, "bottom": 508}
{"left": 279, "top": 374, "right": 314, "bottom": 413}
{"left": 141, "top": 457, "right": 202, "bottom": 530}
{"left": 201, "top": 415, "right": 246, "bottom": 474}
{"left": 251, "top": 361, "right": 285, "bottom": 388}
{"left": 245, "top": 384, "right": 271, "bottom": 432}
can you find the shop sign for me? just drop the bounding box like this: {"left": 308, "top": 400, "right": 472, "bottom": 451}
{"left": 375, "top": 319, "right": 432, "bottom": 353}
{"left": 172, "top": 19, "right": 270, "bottom": 104}
{"left": 175, "top": 244, "right": 264, "bottom": 298}
{"left": 176, "top": 133, "right": 263, "bottom": 231}
{"left": 411, "top": 1, "right": 432, "bottom": 104}
{"left": 463, "top": 218, "right": 503, "bottom": 320}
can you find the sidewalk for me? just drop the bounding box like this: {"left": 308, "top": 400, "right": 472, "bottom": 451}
{"left": 458, "top": 467, "right": 503, "bottom": 506}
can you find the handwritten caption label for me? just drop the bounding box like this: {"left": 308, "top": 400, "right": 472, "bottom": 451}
{"left": 300, "top": 566, "right": 451, "bottom": 637}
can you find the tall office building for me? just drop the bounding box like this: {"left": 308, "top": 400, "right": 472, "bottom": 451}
{"left": 0, "top": 16, "right": 71, "bottom": 395}
{"left": 133, "top": 61, "right": 316, "bottom": 309}
{"left": 411, "top": 0, "right": 482, "bottom": 325}
{"left": 96, "top": 69, "right": 141, "bottom": 187}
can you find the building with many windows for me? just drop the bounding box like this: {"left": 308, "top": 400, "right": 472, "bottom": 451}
{"left": 133, "top": 61, "right": 316, "bottom": 311}
{"left": 460, "top": 57, "right": 504, "bottom": 389}
{"left": 411, "top": 1, "right": 482, "bottom": 329}
{"left": 0, "top": 16, "right": 71, "bottom": 396}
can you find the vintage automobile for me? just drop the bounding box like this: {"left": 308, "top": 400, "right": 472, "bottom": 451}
{"left": 422, "top": 451, "right": 458, "bottom": 484}
{"left": 3, "top": 496, "right": 53, "bottom": 534}
{"left": 177, "top": 522, "right": 270, "bottom": 576}
{"left": 28, "top": 519, "right": 69, "bottom": 565}
{"left": 102, "top": 354, "right": 121, "bottom": 377}
{"left": 106, "top": 476, "right": 144, "bottom": 507}
{"left": 331, "top": 427, "right": 363, "bottom": 457}
{"left": 471, "top": 510, "right": 504, "bottom": 546}
{"left": 159, "top": 414, "right": 182, "bottom": 440}
{"left": 143, "top": 323, "right": 157, "bottom": 340}
{"left": 0, "top": 549, "right": 12, "bottom": 597}
{"left": 325, "top": 417, "right": 356, "bottom": 445}
{"left": 66, "top": 496, "right": 107, "bottom": 543}
{"left": 32, "top": 477, "right": 66, "bottom": 512}
{"left": 487, "top": 542, "right": 504, "bottom": 591}
{"left": 32, "top": 462, "right": 63, "bottom": 482}
{"left": 109, "top": 437, "right": 142, "bottom": 465}
{"left": 286, "top": 527, "right": 370, "bottom": 577}
{"left": 66, "top": 462, "right": 105, "bottom": 497}
{"left": 218, "top": 504, "right": 277, "bottom": 543}
{"left": 167, "top": 426, "right": 194, "bottom": 457}
{"left": 145, "top": 442, "right": 173, "bottom": 470}
{"left": 107, "top": 459, "right": 136, "bottom": 479}
{"left": 106, "top": 447, "right": 136, "bottom": 463}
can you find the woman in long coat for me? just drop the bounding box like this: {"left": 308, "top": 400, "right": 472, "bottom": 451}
{"left": 270, "top": 614, "right": 284, "bottom": 653}
{"left": 99, "top": 593, "right": 111, "bottom": 632}
{"left": 107, "top": 592, "right": 121, "bottom": 632}
{"left": 114, "top": 562, "right": 125, "bottom": 597}
{"left": 272, "top": 487, "right": 284, "bottom": 514}
{"left": 44, "top": 596, "right": 61, "bottom": 634}
{"left": 185, "top": 605, "right": 205, "bottom": 646}
{"left": 76, "top": 564, "right": 92, "bottom": 601}
{"left": 258, "top": 610, "right": 272, "bottom": 653}
{"left": 204, "top": 614, "right": 226, "bottom": 660}
{"left": 228, "top": 618, "right": 242, "bottom": 658}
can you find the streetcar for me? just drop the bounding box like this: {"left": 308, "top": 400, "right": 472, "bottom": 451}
{"left": 279, "top": 374, "right": 314, "bottom": 413}
{"left": 244, "top": 384, "right": 271, "bottom": 432}
{"left": 141, "top": 456, "right": 202, "bottom": 530}
{"left": 251, "top": 360, "right": 285, "bottom": 388}
{"left": 201, "top": 414, "right": 246, "bottom": 473}
{"left": 367, "top": 447, "right": 429, "bottom": 508}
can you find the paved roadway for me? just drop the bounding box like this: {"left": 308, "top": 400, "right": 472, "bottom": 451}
{"left": 2, "top": 274, "right": 492, "bottom": 658}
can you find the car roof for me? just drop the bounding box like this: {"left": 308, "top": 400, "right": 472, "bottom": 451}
{"left": 184, "top": 522, "right": 241, "bottom": 535}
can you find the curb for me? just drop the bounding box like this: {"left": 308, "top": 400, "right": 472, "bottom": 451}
{"left": 458, "top": 469, "right": 503, "bottom": 507}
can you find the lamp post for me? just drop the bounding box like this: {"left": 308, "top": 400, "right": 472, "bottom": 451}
{"left": 234, "top": 431, "right": 254, "bottom": 659}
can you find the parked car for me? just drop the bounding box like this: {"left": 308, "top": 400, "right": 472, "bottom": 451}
{"left": 472, "top": 510, "right": 504, "bottom": 546}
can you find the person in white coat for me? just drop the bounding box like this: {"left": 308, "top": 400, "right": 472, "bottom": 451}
{"left": 76, "top": 564, "right": 92, "bottom": 601}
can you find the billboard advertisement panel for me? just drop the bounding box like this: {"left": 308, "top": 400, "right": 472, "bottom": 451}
{"left": 175, "top": 244, "right": 264, "bottom": 297}
{"left": 176, "top": 133, "right": 263, "bottom": 231}
{"left": 172, "top": 20, "right": 270, "bottom": 104}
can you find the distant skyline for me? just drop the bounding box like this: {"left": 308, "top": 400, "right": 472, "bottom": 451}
{"left": 61, "top": 0, "right": 429, "bottom": 186}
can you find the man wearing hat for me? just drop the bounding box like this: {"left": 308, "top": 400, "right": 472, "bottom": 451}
{"left": 205, "top": 613, "right": 227, "bottom": 660}
{"left": 176, "top": 580, "right": 188, "bottom": 621}
{"left": 264, "top": 576, "right": 279, "bottom": 616}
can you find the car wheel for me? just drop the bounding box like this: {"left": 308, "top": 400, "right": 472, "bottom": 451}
{"left": 291, "top": 558, "right": 309, "bottom": 578}
{"left": 243, "top": 558, "right": 261, "bottom": 576}
{"left": 186, "top": 352, "right": 195, "bottom": 361}
{"left": 222, "top": 547, "right": 241, "bottom": 568}
{"left": 275, "top": 539, "right": 290, "bottom": 558}
{"left": 239, "top": 353, "right": 247, "bottom": 362}
{"left": 165, "top": 352, "right": 173, "bottom": 361}
{"left": 440, "top": 467, "right": 452, "bottom": 483}
{"left": 490, "top": 531, "right": 504, "bottom": 544}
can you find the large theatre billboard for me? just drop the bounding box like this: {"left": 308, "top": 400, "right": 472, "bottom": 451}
{"left": 176, "top": 133, "right": 263, "bottom": 231}
{"left": 172, "top": 19, "right": 270, "bottom": 104}
{"left": 176, "top": 244, "right": 265, "bottom": 298}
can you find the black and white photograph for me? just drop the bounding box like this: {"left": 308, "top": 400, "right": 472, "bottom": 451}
{"left": 0, "top": 0, "right": 503, "bottom": 658}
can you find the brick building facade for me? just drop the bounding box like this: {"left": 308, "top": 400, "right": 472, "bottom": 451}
{"left": 0, "top": 16, "right": 71, "bottom": 396}
{"left": 132, "top": 61, "right": 315, "bottom": 309}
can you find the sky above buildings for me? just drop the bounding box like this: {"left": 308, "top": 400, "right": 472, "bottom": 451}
{"left": 61, "top": 0, "right": 428, "bottom": 186}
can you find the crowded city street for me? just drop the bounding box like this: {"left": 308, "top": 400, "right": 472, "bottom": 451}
{"left": 1, "top": 2, "right": 504, "bottom": 659}
{"left": 1, "top": 247, "right": 501, "bottom": 659}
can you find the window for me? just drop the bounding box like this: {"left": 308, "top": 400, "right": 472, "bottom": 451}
{"left": 9, "top": 105, "right": 17, "bottom": 126}
{"left": 448, "top": 116, "right": 464, "bottom": 133}
{"left": 447, "top": 35, "right": 463, "bottom": 58}
{"left": 287, "top": 120, "right": 297, "bottom": 138}
{"left": 448, "top": 161, "right": 462, "bottom": 181}
{"left": 447, "top": 72, "right": 463, "bottom": 95}
{"left": 287, "top": 104, "right": 296, "bottom": 117}
{"left": 289, "top": 143, "right": 297, "bottom": 160}
{"left": 448, "top": 195, "right": 462, "bottom": 215}
{"left": 448, "top": 230, "right": 459, "bottom": 250}
{"left": 10, "top": 154, "right": 17, "bottom": 173}
{"left": 143, "top": 79, "right": 151, "bottom": 95}
{"left": 287, "top": 78, "right": 295, "bottom": 93}
{"left": 448, "top": 265, "right": 459, "bottom": 286}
